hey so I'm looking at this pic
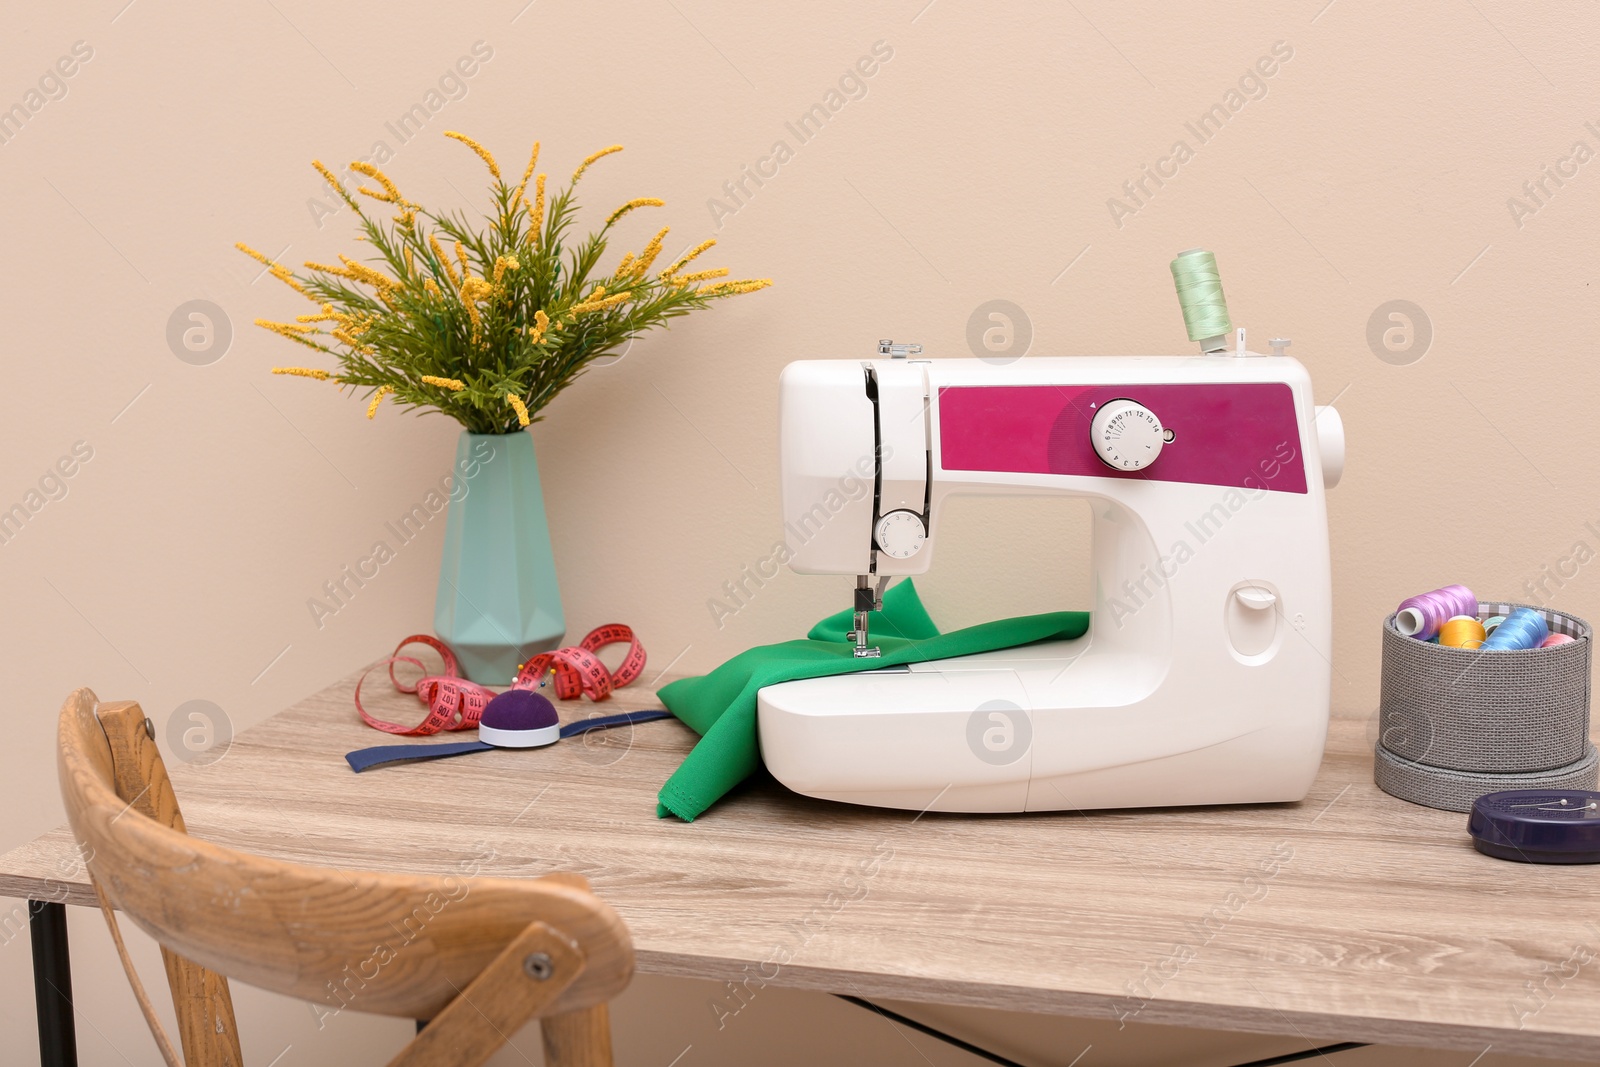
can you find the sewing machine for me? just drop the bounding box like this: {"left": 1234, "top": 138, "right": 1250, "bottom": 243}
{"left": 757, "top": 333, "right": 1345, "bottom": 813}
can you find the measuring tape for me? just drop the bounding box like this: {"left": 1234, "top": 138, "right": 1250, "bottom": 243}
{"left": 354, "top": 627, "right": 646, "bottom": 736}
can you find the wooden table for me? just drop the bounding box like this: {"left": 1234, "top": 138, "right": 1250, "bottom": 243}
{"left": 6, "top": 667, "right": 1599, "bottom": 1065}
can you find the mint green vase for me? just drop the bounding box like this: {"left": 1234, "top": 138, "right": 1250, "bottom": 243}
{"left": 434, "top": 430, "right": 565, "bottom": 683}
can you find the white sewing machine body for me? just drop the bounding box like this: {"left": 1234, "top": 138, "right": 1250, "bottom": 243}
{"left": 757, "top": 352, "right": 1343, "bottom": 813}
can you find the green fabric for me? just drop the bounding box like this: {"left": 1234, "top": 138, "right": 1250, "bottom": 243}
{"left": 656, "top": 580, "right": 1090, "bottom": 821}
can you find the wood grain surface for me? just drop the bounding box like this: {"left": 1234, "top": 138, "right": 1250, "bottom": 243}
{"left": 11, "top": 666, "right": 1600, "bottom": 1060}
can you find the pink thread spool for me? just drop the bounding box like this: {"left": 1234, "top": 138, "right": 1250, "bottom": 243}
{"left": 1394, "top": 584, "right": 1478, "bottom": 641}
{"left": 1541, "top": 633, "right": 1577, "bottom": 648}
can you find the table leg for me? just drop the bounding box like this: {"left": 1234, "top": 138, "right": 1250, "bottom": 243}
{"left": 29, "top": 900, "right": 78, "bottom": 1067}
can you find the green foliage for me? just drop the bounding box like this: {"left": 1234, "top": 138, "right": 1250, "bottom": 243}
{"left": 244, "top": 139, "right": 768, "bottom": 435}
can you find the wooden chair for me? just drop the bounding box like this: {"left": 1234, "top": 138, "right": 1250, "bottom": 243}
{"left": 57, "top": 687, "right": 633, "bottom": 1067}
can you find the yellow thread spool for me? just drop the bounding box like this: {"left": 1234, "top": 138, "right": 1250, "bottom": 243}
{"left": 1438, "top": 615, "right": 1486, "bottom": 649}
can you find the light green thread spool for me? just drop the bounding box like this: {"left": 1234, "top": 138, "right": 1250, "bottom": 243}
{"left": 1170, "top": 248, "right": 1232, "bottom": 353}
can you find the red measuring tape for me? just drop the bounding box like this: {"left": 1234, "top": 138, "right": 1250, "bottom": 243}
{"left": 354, "top": 626, "right": 646, "bottom": 737}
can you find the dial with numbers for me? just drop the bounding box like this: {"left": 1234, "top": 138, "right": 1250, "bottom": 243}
{"left": 1090, "top": 399, "right": 1165, "bottom": 471}
{"left": 874, "top": 510, "right": 927, "bottom": 559}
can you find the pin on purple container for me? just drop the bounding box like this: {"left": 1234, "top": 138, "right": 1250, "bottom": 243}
{"left": 1468, "top": 789, "right": 1600, "bottom": 863}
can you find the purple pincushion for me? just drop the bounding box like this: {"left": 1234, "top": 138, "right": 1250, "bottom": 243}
{"left": 478, "top": 689, "right": 561, "bottom": 748}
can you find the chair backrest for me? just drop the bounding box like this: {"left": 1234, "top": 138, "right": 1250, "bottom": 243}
{"left": 59, "top": 687, "right": 633, "bottom": 1067}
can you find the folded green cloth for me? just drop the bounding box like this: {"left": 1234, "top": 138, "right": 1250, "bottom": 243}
{"left": 656, "top": 580, "right": 1089, "bottom": 820}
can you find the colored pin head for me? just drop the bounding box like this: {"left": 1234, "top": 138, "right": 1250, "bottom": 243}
{"left": 478, "top": 689, "right": 560, "bottom": 748}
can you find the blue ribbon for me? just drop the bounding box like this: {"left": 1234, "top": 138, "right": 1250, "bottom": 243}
{"left": 345, "top": 709, "right": 673, "bottom": 772}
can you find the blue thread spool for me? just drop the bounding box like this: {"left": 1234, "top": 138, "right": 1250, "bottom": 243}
{"left": 1481, "top": 608, "right": 1549, "bottom": 651}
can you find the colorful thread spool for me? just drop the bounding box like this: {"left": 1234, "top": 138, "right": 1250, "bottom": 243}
{"left": 1540, "top": 633, "right": 1577, "bottom": 648}
{"left": 1481, "top": 608, "right": 1549, "bottom": 651}
{"left": 1438, "top": 615, "right": 1487, "bottom": 649}
{"left": 1395, "top": 584, "right": 1478, "bottom": 641}
{"left": 1170, "top": 249, "right": 1232, "bottom": 351}
{"left": 1482, "top": 615, "right": 1507, "bottom": 637}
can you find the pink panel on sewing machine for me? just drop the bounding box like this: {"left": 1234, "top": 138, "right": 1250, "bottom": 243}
{"left": 938, "top": 383, "right": 1308, "bottom": 494}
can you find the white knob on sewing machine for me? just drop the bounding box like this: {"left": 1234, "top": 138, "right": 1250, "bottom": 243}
{"left": 874, "top": 510, "right": 927, "bottom": 559}
{"left": 1090, "top": 399, "right": 1164, "bottom": 471}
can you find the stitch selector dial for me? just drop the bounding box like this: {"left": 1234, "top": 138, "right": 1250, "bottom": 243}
{"left": 1090, "top": 399, "right": 1165, "bottom": 471}
{"left": 874, "top": 510, "right": 927, "bottom": 559}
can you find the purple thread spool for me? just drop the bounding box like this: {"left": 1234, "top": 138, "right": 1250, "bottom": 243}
{"left": 1394, "top": 584, "right": 1477, "bottom": 640}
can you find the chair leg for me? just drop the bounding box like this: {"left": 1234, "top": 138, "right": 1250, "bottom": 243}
{"left": 542, "top": 1004, "right": 614, "bottom": 1067}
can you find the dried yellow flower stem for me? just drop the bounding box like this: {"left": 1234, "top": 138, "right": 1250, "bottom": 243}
{"left": 615, "top": 252, "right": 636, "bottom": 275}
{"left": 676, "top": 268, "right": 729, "bottom": 283}
{"left": 661, "top": 238, "right": 716, "bottom": 278}
{"left": 511, "top": 141, "right": 540, "bottom": 211}
{"left": 699, "top": 278, "right": 773, "bottom": 296}
{"left": 349, "top": 161, "right": 406, "bottom": 205}
{"left": 570, "top": 291, "right": 632, "bottom": 315}
{"left": 530, "top": 174, "right": 547, "bottom": 236}
{"left": 444, "top": 130, "right": 501, "bottom": 180}
{"left": 421, "top": 375, "right": 466, "bottom": 391}
{"left": 236, "top": 242, "right": 310, "bottom": 295}
{"left": 271, "top": 366, "right": 332, "bottom": 380}
{"left": 606, "top": 198, "right": 665, "bottom": 226}
{"left": 311, "top": 160, "right": 359, "bottom": 209}
{"left": 527, "top": 309, "right": 551, "bottom": 344}
{"left": 572, "top": 144, "right": 623, "bottom": 184}
{"left": 429, "top": 234, "right": 460, "bottom": 287}
{"left": 424, "top": 278, "right": 442, "bottom": 297}
{"left": 366, "top": 386, "right": 393, "bottom": 419}
{"left": 507, "top": 393, "right": 530, "bottom": 427}
{"left": 633, "top": 227, "right": 669, "bottom": 274}
{"left": 493, "top": 254, "right": 519, "bottom": 284}
{"left": 455, "top": 241, "right": 472, "bottom": 281}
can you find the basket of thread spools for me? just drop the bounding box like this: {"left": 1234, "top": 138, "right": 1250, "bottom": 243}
{"left": 1375, "top": 584, "right": 1596, "bottom": 811}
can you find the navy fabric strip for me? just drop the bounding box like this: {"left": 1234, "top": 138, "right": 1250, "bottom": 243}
{"left": 346, "top": 710, "right": 672, "bottom": 772}
{"left": 346, "top": 740, "right": 494, "bottom": 772}
{"left": 559, "top": 709, "right": 673, "bottom": 737}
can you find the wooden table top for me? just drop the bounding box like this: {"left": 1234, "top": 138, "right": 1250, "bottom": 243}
{"left": 5, "top": 667, "right": 1598, "bottom": 1061}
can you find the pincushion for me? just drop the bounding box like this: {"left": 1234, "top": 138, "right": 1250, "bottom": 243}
{"left": 477, "top": 689, "right": 560, "bottom": 748}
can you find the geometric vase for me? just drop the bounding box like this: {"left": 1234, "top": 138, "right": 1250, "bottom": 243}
{"left": 433, "top": 429, "right": 566, "bottom": 683}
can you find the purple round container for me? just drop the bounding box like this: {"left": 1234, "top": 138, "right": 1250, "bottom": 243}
{"left": 1468, "top": 789, "right": 1600, "bottom": 864}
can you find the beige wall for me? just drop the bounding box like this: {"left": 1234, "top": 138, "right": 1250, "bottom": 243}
{"left": 3, "top": 1, "right": 1597, "bottom": 1063}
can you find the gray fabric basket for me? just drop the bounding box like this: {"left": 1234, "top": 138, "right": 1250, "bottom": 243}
{"left": 1377, "top": 602, "right": 1592, "bottom": 773}
{"left": 1374, "top": 742, "right": 1598, "bottom": 813}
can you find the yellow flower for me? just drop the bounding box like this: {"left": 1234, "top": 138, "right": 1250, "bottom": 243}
{"left": 443, "top": 130, "right": 501, "bottom": 180}
{"left": 424, "top": 278, "right": 442, "bottom": 297}
{"left": 661, "top": 238, "right": 716, "bottom": 278}
{"left": 255, "top": 319, "right": 329, "bottom": 351}
{"left": 349, "top": 160, "right": 406, "bottom": 205}
{"left": 615, "top": 252, "right": 636, "bottom": 275}
{"left": 676, "top": 268, "right": 729, "bottom": 283}
{"left": 511, "top": 141, "right": 540, "bottom": 210}
{"left": 271, "top": 366, "right": 332, "bottom": 380}
{"left": 455, "top": 241, "right": 472, "bottom": 281}
{"left": 493, "top": 254, "right": 519, "bottom": 284}
{"left": 572, "top": 145, "right": 623, "bottom": 184}
{"left": 236, "top": 242, "right": 310, "bottom": 295}
{"left": 460, "top": 276, "right": 495, "bottom": 336}
{"left": 337, "top": 255, "right": 397, "bottom": 291}
{"left": 606, "top": 198, "right": 665, "bottom": 226}
{"left": 570, "top": 291, "right": 632, "bottom": 315}
{"left": 527, "top": 308, "right": 551, "bottom": 344}
{"left": 366, "top": 386, "right": 394, "bottom": 419}
{"left": 304, "top": 259, "right": 363, "bottom": 282}
{"left": 429, "top": 234, "right": 459, "bottom": 287}
{"left": 295, "top": 305, "right": 341, "bottom": 324}
{"left": 507, "top": 393, "right": 530, "bottom": 427}
{"left": 699, "top": 278, "right": 773, "bottom": 297}
{"left": 530, "top": 173, "right": 547, "bottom": 236}
{"left": 420, "top": 375, "right": 466, "bottom": 391}
{"left": 311, "top": 160, "right": 358, "bottom": 209}
{"left": 403, "top": 246, "right": 415, "bottom": 275}
{"left": 633, "top": 227, "right": 669, "bottom": 274}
